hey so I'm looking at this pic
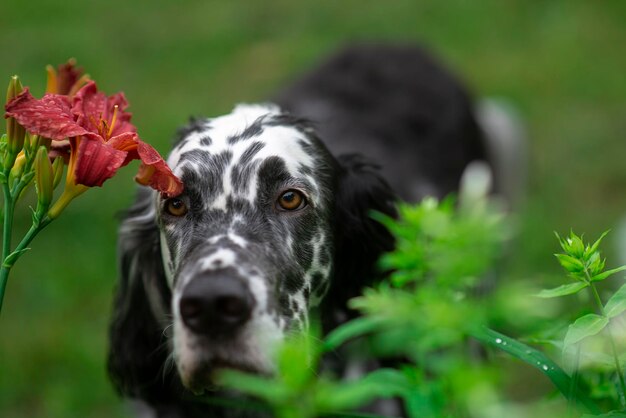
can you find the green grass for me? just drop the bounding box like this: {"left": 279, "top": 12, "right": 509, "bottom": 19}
{"left": 1, "top": 0, "right": 625, "bottom": 416}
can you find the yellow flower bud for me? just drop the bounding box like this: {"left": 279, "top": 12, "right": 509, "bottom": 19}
{"left": 8, "top": 152, "right": 26, "bottom": 185}
{"left": 52, "top": 157, "right": 64, "bottom": 189}
{"left": 5, "top": 76, "right": 26, "bottom": 169}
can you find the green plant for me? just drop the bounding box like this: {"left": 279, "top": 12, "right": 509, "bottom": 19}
{"left": 213, "top": 182, "right": 626, "bottom": 417}
{"left": 541, "top": 231, "right": 626, "bottom": 411}
{"left": 217, "top": 172, "right": 513, "bottom": 417}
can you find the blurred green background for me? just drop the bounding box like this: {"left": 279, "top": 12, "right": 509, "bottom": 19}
{"left": 1, "top": 0, "right": 625, "bottom": 416}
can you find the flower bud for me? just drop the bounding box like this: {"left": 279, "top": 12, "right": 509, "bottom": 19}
{"left": 46, "top": 59, "right": 89, "bottom": 96}
{"left": 8, "top": 152, "right": 26, "bottom": 185}
{"left": 34, "top": 146, "right": 53, "bottom": 213}
{"left": 6, "top": 75, "right": 22, "bottom": 104}
{"left": 52, "top": 157, "right": 64, "bottom": 189}
{"left": 0, "top": 134, "right": 7, "bottom": 163}
{"left": 45, "top": 65, "right": 57, "bottom": 94}
{"left": 5, "top": 76, "right": 26, "bottom": 169}
{"left": 25, "top": 134, "right": 51, "bottom": 161}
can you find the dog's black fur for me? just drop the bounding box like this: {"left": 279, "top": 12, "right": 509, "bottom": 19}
{"left": 108, "top": 44, "right": 491, "bottom": 417}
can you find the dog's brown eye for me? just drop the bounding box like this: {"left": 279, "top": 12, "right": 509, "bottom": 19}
{"left": 165, "top": 198, "right": 188, "bottom": 217}
{"left": 277, "top": 190, "right": 306, "bottom": 211}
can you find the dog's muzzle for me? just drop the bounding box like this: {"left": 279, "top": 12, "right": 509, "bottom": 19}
{"left": 179, "top": 270, "right": 256, "bottom": 336}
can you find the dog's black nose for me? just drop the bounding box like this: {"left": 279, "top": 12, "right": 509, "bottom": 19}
{"left": 179, "top": 274, "right": 254, "bottom": 336}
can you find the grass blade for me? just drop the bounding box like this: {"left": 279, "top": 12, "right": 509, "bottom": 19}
{"left": 582, "top": 412, "right": 626, "bottom": 418}
{"left": 472, "top": 326, "right": 601, "bottom": 414}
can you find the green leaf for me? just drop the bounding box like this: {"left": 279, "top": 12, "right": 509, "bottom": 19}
{"left": 567, "top": 232, "right": 585, "bottom": 258}
{"left": 591, "top": 265, "right": 626, "bottom": 282}
{"left": 323, "top": 316, "right": 386, "bottom": 351}
{"left": 582, "top": 411, "right": 626, "bottom": 418}
{"left": 318, "top": 369, "right": 410, "bottom": 412}
{"left": 587, "top": 254, "right": 606, "bottom": 277}
{"left": 277, "top": 334, "right": 317, "bottom": 390}
{"left": 555, "top": 231, "right": 568, "bottom": 252}
{"left": 2, "top": 248, "right": 30, "bottom": 268}
{"left": 564, "top": 314, "right": 609, "bottom": 348}
{"left": 605, "top": 283, "right": 626, "bottom": 318}
{"left": 472, "top": 327, "right": 600, "bottom": 414}
{"left": 555, "top": 253, "right": 585, "bottom": 273}
{"left": 586, "top": 230, "right": 610, "bottom": 259}
{"left": 20, "top": 170, "right": 35, "bottom": 185}
{"left": 216, "top": 369, "right": 287, "bottom": 403}
{"left": 536, "top": 282, "right": 588, "bottom": 298}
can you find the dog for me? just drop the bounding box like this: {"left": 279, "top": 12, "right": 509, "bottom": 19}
{"left": 108, "top": 44, "right": 523, "bottom": 417}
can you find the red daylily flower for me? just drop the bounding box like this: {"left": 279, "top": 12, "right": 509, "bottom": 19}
{"left": 4, "top": 81, "right": 183, "bottom": 198}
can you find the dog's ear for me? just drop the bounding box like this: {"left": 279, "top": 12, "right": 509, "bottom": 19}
{"left": 324, "top": 154, "right": 397, "bottom": 325}
{"left": 108, "top": 187, "right": 174, "bottom": 402}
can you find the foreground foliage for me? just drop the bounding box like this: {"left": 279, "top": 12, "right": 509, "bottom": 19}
{"left": 215, "top": 176, "right": 626, "bottom": 417}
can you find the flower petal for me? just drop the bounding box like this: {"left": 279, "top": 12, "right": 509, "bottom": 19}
{"left": 73, "top": 136, "right": 128, "bottom": 187}
{"left": 107, "top": 132, "right": 141, "bottom": 166}
{"left": 134, "top": 141, "right": 183, "bottom": 197}
{"left": 4, "top": 89, "right": 88, "bottom": 140}
{"left": 54, "top": 59, "right": 86, "bottom": 96}
{"left": 71, "top": 81, "right": 108, "bottom": 133}
{"left": 107, "top": 93, "right": 134, "bottom": 137}
{"left": 72, "top": 81, "right": 135, "bottom": 136}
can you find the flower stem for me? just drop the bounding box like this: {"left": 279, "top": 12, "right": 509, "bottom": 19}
{"left": 0, "top": 163, "right": 50, "bottom": 314}
{"left": 588, "top": 280, "right": 626, "bottom": 406}
{"left": 589, "top": 283, "right": 605, "bottom": 316}
{"left": 0, "top": 179, "right": 15, "bottom": 313}
{"left": 0, "top": 216, "right": 51, "bottom": 313}
{"left": 567, "top": 345, "right": 581, "bottom": 418}
{"left": 47, "top": 183, "right": 86, "bottom": 220}
{"left": 2, "top": 182, "right": 13, "bottom": 261}
{"left": 0, "top": 267, "right": 8, "bottom": 313}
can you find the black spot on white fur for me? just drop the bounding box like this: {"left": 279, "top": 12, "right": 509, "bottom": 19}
{"left": 227, "top": 116, "right": 266, "bottom": 144}
{"left": 173, "top": 117, "right": 211, "bottom": 149}
{"left": 180, "top": 150, "right": 233, "bottom": 200}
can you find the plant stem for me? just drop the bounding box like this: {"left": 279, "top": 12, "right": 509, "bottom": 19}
{"left": 0, "top": 216, "right": 51, "bottom": 314}
{"left": 0, "top": 264, "right": 9, "bottom": 314}
{"left": 567, "top": 345, "right": 581, "bottom": 418}
{"left": 2, "top": 182, "right": 13, "bottom": 261}
{"left": 0, "top": 180, "right": 14, "bottom": 313}
{"left": 0, "top": 161, "right": 51, "bottom": 314}
{"left": 589, "top": 283, "right": 605, "bottom": 316}
{"left": 607, "top": 327, "right": 626, "bottom": 407}
{"left": 588, "top": 281, "right": 626, "bottom": 406}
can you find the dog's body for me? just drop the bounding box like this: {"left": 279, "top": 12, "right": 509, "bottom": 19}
{"left": 108, "top": 45, "right": 518, "bottom": 417}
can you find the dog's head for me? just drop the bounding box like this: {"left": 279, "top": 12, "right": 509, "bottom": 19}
{"left": 108, "top": 104, "right": 396, "bottom": 398}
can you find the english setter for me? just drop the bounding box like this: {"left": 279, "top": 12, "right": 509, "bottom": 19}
{"left": 108, "top": 45, "right": 522, "bottom": 417}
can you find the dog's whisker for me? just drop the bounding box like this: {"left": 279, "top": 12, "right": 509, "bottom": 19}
{"left": 162, "top": 322, "right": 175, "bottom": 338}
{"left": 161, "top": 352, "right": 177, "bottom": 384}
